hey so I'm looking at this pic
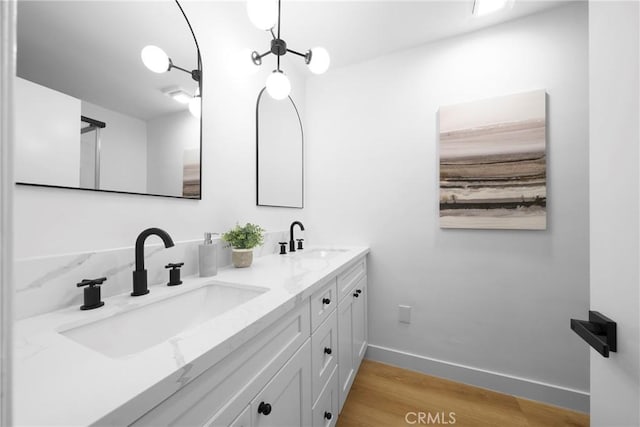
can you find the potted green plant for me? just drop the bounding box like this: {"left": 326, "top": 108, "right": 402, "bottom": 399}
{"left": 222, "top": 223, "right": 265, "bottom": 268}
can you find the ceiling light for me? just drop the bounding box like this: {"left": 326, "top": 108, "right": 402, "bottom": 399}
{"left": 172, "top": 92, "right": 192, "bottom": 104}
{"left": 472, "top": 0, "right": 509, "bottom": 16}
{"left": 141, "top": 45, "right": 170, "bottom": 73}
{"left": 306, "top": 47, "right": 330, "bottom": 75}
{"left": 141, "top": 45, "right": 201, "bottom": 82}
{"left": 247, "top": 0, "right": 278, "bottom": 31}
{"left": 248, "top": 0, "right": 329, "bottom": 100}
{"left": 162, "top": 87, "right": 193, "bottom": 104}
{"left": 266, "top": 70, "right": 291, "bottom": 100}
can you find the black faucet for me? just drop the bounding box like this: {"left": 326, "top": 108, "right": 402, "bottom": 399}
{"left": 132, "top": 228, "right": 175, "bottom": 296}
{"left": 289, "top": 221, "right": 305, "bottom": 252}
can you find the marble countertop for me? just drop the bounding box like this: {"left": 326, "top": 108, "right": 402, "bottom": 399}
{"left": 14, "top": 246, "right": 369, "bottom": 426}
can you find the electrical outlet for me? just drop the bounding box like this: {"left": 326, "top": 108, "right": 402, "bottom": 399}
{"left": 399, "top": 305, "right": 412, "bottom": 324}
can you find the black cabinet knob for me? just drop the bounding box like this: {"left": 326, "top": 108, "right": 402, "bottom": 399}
{"left": 322, "top": 298, "right": 331, "bottom": 305}
{"left": 356, "top": 289, "right": 362, "bottom": 294}
{"left": 353, "top": 292, "right": 359, "bottom": 298}
{"left": 324, "top": 347, "right": 332, "bottom": 355}
{"left": 258, "top": 402, "right": 272, "bottom": 415}
{"left": 324, "top": 411, "right": 332, "bottom": 420}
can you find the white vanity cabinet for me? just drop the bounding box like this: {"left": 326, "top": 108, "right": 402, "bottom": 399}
{"left": 131, "top": 303, "right": 311, "bottom": 427}
{"left": 131, "top": 255, "right": 367, "bottom": 427}
{"left": 250, "top": 341, "right": 312, "bottom": 427}
{"left": 337, "top": 260, "right": 368, "bottom": 412}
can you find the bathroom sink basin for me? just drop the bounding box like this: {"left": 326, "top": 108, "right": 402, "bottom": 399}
{"left": 60, "top": 283, "right": 267, "bottom": 358}
{"left": 296, "top": 248, "right": 349, "bottom": 259}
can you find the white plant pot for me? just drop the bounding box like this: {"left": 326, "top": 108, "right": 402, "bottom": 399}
{"left": 231, "top": 248, "right": 254, "bottom": 268}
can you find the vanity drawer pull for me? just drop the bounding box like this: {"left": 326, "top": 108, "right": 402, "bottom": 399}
{"left": 322, "top": 298, "right": 331, "bottom": 305}
{"left": 258, "top": 402, "right": 272, "bottom": 415}
{"left": 324, "top": 411, "right": 332, "bottom": 420}
{"left": 353, "top": 292, "right": 359, "bottom": 298}
{"left": 324, "top": 347, "right": 332, "bottom": 355}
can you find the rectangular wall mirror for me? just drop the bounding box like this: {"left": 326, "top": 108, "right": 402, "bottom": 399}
{"left": 15, "top": 0, "right": 202, "bottom": 199}
{"left": 256, "top": 87, "right": 304, "bottom": 208}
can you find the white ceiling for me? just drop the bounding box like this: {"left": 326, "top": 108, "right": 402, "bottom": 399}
{"left": 277, "top": 0, "right": 570, "bottom": 69}
{"left": 17, "top": 0, "right": 571, "bottom": 120}
{"left": 17, "top": 0, "right": 199, "bottom": 121}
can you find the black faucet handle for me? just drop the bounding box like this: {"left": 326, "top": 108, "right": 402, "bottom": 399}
{"left": 296, "top": 238, "right": 304, "bottom": 250}
{"left": 165, "top": 262, "right": 184, "bottom": 269}
{"left": 77, "top": 277, "right": 107, "bottom": 287}
{"left": 279, "top": 242, "right": 288, "bottom": 255}
{"left": 166, "top": 262, "right": 184, "bottom": 287}
{"left": 77, "top": 277, "right": 107, "bottom": 310}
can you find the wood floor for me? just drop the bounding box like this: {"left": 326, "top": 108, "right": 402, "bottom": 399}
{"left": 337, "top": 360, "right": 589, "bottom": 427}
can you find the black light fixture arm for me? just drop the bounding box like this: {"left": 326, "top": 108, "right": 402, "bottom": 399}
{"left": 287, "top": 48, "right": 312, "bottom": 64}
{"left": 250, "top": 0, "right": 322, "bottom": 75}
{"left": 286, "top": 49, "right": 305, "bottom": 58}
{"left": 277, "top": 0, "right": 282, "bottom": 39}
{"left": 254, "top": 0, "right": 303, "bottom": 63}
{"left": 168, "top": 59, "right": 201, "bottom": 82}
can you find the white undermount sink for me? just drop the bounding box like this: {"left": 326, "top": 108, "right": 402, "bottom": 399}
{"left": 60, "top": 283, "right": 267, "bottom": 358}
{"left": 296, "top": 248, "right": 349, "bottom": 259}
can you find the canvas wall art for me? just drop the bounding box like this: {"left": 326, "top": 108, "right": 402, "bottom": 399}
{"left": 439, "top": 90, "right": 547, "bottom": 230}
{"left": 183, "top": 148, "right": 200, "bottom": 199}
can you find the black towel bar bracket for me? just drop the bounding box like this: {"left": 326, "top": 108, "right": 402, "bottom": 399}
{"left": 570, "top": 311, "right": 617, "bottom": 358}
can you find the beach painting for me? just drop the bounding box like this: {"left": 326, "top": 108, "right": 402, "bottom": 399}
{"left": 439, "top": 90, "right": 547, "bottom": 230}
{"left": 182, "top": 148, "right": 200, "bottom": 199}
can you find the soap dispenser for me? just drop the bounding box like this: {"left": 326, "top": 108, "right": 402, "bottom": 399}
{"left": 199, "top": 232, "right": 218, "bottom": 277}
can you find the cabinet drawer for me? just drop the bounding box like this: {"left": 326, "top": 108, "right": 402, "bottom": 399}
{"left": 337, "top": 258, "right": 366, "bottom": 302}
{"left": 251, "top": 340, "right": 312, "bottom": 427}
{"left": 133, "top": 301, "right": 310, "bottom": 427}
{"left": 229, "top": 405, "right": 250, "bottom": 427}
{"left": 311, "top": 311, "right": 338, "bottom": 405}
{"left": 310, "top": 277, "right": 338, "bottom": 332}
{"left": 312, "top": 366, "right": 338, "bottom": 427}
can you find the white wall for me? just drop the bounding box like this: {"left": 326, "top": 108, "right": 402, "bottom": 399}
{"left": 305, "top": 3, "right": 589, "bottom": 409}
{"left": 81, "top": 101, "right": 147, "bottom": 193}
{"left": 14, "top": 77, "right": 80, "bottom": 187}
{"left": 589, "top": 2, "right": 640, "bottom": 426}
{"left": 146, "top": 109, "right": 198, "bottom": 197}
{"left": 13, "top": 2, "right": 306, "bottom": 260}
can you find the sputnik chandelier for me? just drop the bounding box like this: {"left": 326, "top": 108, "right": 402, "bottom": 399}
{"left": 247, "top": 0, "right": 330, "bottom": 100}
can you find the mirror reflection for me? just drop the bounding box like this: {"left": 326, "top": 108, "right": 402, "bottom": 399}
{"left": 15, "top": 0, "right": 202, "bottom": 199}
{"left": 256, "top": 87, "right": 304, "bottom": 208}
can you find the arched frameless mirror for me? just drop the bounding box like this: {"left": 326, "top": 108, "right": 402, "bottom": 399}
{"left": 15, "top": 0, "right": 202, "bottom": 199}
{"left": 256, "top": 88, "right": 304, "bottom": 208}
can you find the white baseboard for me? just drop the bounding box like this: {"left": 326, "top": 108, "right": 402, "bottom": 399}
{"left": 365, "top": 344, "right": 589, "bottom": 414}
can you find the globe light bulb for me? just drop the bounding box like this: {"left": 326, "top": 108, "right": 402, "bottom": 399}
{"left": 266, "top": 71, "right": 291, "bottom": 100}
{"left": 307, "top": 47, "right": 330, "bottom": 75}
{"left": 141, "top": 45, "right": 170, "bottom": 73}
{"left": 246, "top": 0, "right": 278, "bottom": 31}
